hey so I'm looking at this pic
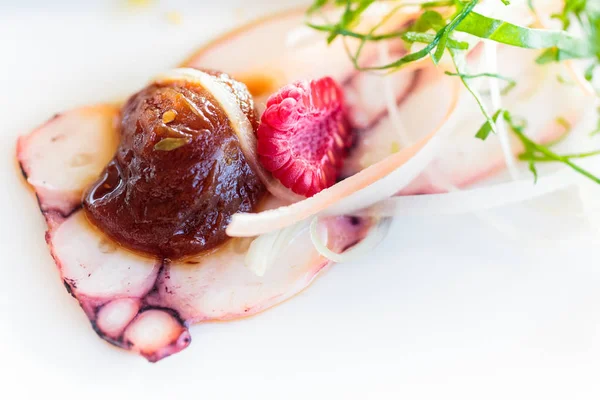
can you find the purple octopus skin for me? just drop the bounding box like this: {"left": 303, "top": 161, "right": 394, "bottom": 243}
{"left": 17, "top": 106, "right": 373, "bottom": 361}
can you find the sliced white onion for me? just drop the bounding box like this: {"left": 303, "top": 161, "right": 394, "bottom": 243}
{"left": 378, "top": 42, "right": 412, "bottom": 147}
{"left": 153, "top": 68, "right": 303, "bottom": 203}
{"left": 244, "top": 219, "right": 310, "bottom": 276}
{"left": 484, "top": 41, "right": 520, "bottom": 180}
{"left": 366, "top": 168, "right": 574, "bottom": 217}
{"left": 309, "top": 217, "right": 392, "bottom": 263}
{"left": 424, "top": 167, "right": 529, "bottom": 239}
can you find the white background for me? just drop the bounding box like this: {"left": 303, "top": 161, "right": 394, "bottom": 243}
{"left": 1, "top": 1, "right": 600, "bottom": 399}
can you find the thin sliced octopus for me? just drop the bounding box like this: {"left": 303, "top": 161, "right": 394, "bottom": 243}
{"left": 17, "top": 4, "right": 590, "bottom": 362}
{"left": 18, "top": 104, "right": 372, "bottom": 362}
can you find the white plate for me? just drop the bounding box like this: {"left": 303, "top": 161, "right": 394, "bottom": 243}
{"left": 2, "top": 1, "right": 600, "bottom": 399}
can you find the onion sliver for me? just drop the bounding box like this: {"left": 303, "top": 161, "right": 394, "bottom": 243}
{"left": 245, "top": 220, "right": 310, "bottom": 276}
{"left": 310, "top": 217, "right": 392, "bottom": 263}
{"left": 366, "top": 169, "right": 574, "bottom": 217}
{"left": 484, "top": 41, "right": 519, "bottom": 180}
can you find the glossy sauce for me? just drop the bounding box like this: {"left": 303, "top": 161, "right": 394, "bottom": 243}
{"left": 84, "top": 71, "right": 265, "bottom": 259}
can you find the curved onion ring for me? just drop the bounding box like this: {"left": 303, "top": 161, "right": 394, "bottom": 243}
{"left": 367, "top": 169, "right": 575, "bottom": 217}
{"left": 310, "top": 216, "right": 392, "bottom": 263}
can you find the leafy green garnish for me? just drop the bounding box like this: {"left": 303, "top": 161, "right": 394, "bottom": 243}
{"left": 552, "top": 0, "right": 588, "bottom": 30}
{"left": 476, "top": 110, "right": 600, "bottom": 184}
{"left": 519, "top": 149, "right": 600, "bottom": 163}
{"left": 449, "top": 48, "right": 500, "bottom": 140}
{"left": 308, "top": 1, "right": 479, "bottom": 72}
{"left": 475, "top": 109, "right": 504, "bottom": 141}
{"left": 585, "top": 63, "right": 597, "bottom": 81}
{"left": 308, "top": 0, "right": 595, "bottom": 69}
{"left": 323, "top": 0, "right": 376, "bottom": 44}
{"left": 307, "top": 0, "right": 328, "bottom": 14}
{"left": 444, "top": 71, "right": 517, "bottom": 95}
{"left": 550, "top": 1, "right": 600, "bottom": 65}
{"left": 455, "top": 10, "right": 593, "bottom": 61}
{"left": 306, "top": 0, "right": 600, "bottom": 184}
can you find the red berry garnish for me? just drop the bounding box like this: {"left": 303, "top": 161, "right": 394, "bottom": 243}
{"left": 257, "top": 77, "right": 352, "bottom": 197}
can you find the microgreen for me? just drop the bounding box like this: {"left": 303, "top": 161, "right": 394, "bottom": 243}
{"left": 449, "top": 48, "right": 499, "bottom": 140}
{"left": 456, "top": 10, "right": 592, "bottom": 61}
{"left": 307, "top": 1, "right": 480, "bottom": 72}
{"left": 444, "top": 71, "right": 517, "bottom": 94}
{"left": 475, "top": 109, "right": 503, "bottom": 141}
{"left": 505, "top": 111, "right": 600, "bottom": 184}
{"left": 585, "top": 63, "right": 596, "bottom": 81}
{"left": 471, "top": 110, "right": 600, "bottom": 184}
{"left": 306, "top": 0, "right": 600, "bottom": 185}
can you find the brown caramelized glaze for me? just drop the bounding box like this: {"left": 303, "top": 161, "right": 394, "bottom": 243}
{"left": 84, "top": 71, "right": 265, "bottom": 259}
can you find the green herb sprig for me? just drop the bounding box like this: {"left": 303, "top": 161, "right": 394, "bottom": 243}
{"left": 504, "top": 111, "right": 600, "bottom": 184}
{"left": 444, "top": 71, "right": 517, "bottom": 94}
{"left": 307, "top": 0, "right": 600, "bottom": 184}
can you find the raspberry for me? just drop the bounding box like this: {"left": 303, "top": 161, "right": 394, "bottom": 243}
{"left": 257, "top": 77, "right": 352, "bottom": 197}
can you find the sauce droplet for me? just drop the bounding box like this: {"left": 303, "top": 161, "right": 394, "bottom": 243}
{"left": 86, "top": 161, "right": 122, "bottom": 203}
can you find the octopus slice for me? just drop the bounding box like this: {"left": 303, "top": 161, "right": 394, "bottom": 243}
{"left": 184, "top": 7, "right": 418, "bottom": 97}
{"left": 18, "top": 105, "right": 371, "bottom": 361}
{"left": 17, "top": 105, "right": 120, "bottom": 216}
